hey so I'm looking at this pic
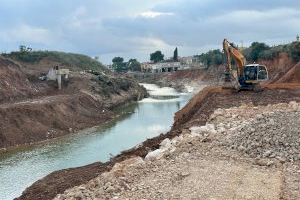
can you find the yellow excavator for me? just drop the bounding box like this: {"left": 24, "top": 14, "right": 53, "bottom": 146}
{"left": 223, "top": 39, "right": 269, "bottom": 90}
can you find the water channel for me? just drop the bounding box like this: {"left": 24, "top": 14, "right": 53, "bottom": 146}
{"left": 0, "top": 84, "right": 193, "bottom": 200}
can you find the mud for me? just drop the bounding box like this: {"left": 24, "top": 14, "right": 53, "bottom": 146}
{"left": 17, "top": 87, "right": 300, "bottom": 200}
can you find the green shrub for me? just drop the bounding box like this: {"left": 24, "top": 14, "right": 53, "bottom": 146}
{"left": 2, "top": 50, "right": 106, "bottom": 71}
{"left": 288, "top": 42, "right": 300, "bottom": 62}
{"left": 245, "top": 42, "right": 270, "bottom": 62}
{"left": 196, "top": 49, "right": 223, "bottom": 68}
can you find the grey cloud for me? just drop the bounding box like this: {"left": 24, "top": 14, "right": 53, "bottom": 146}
{"left": 0, "top": 0, "right": 300, "bottom": 63}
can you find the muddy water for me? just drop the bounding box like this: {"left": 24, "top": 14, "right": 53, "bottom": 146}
{"left": 0, "top": 84, "right": 192, "bottom": 200}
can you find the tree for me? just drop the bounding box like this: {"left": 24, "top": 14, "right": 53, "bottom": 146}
{"left": 197, "top": 49, "right": 223, "bottom": 68}
{"left": 248, "top": 42, "right": 270, "bottom": 62}
{"left": 112, "top": 57, "right": 127, "bottom": 72}
{"left": 112, "top": 57, "right": 124, "bottom": 63}
{"left": 150, "top": 51, "right": 164, "bottom": 63}
{"left": 289, "top": 42, "right": 300, "bottom": 62}
{"left": 173, "top": 47, "right": 178, "bottom": 61}
{"left": 128, "top": 59, "right": 141, "bottom": 71}
{"left": 19, "top": 45, "right": 32, "bottom": 53}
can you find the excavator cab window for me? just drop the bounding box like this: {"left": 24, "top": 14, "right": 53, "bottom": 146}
{"left": 244, "top": 66, "right": 257, "bottom": 81}
{"left": 257, "top": 65, "right": 268, "bottom": 80}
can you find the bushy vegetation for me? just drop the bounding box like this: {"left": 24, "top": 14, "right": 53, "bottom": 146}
{"left": 244, "top": 42, "right": 300, "bottom": 62}
{"left": 288, "top": 42, "right": 300, "bottom": 62}
{"left": 195, "top": 49, "right": 223, "bottom": 68}
{"left": 196, "top": 41, "right": 300, "bottom": 68}
{"left": 2, "top": 46, "right": 106, "bottom": 71}
{"left": 112, "top": 57, "right": 141, "bottom": 72}
{"left": 150, "top": 51, "right": 164, "bottom": 63}
{"left": 243, "top": 42, "right": 270, "bottom": 62}
{"left": 128, "top": 59, "right": 141, "bottom": 71}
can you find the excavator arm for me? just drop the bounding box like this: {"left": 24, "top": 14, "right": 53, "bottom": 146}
{"left": 223, "top": 39, "right": 246, "bottom": 89}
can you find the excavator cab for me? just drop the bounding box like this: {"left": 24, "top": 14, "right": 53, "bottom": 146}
{"left": 239, "top": 64, "right": 268, "bottom": 90}
{"left": 243, "top": 64, "right": 268, "bottom": 82}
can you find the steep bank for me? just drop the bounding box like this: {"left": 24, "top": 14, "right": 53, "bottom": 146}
{"left": 0, "top": 55, "right": 147, "bottom": 149}
{"left": 17, "top": 87, "right": 300, "bottom": 200}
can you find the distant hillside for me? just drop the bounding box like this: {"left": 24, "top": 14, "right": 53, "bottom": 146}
{"left": 2, "top": 50, "right": 106, "bottom": 72}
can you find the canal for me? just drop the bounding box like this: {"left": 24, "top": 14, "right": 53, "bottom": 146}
{"left": 0, "top": 84, "right": 193, "bottom": 200}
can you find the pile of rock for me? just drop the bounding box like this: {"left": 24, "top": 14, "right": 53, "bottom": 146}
{"left": 191, "top": 101, "right": 300, "bottom": 162}
{"left": 223, "top": 110, "right": 300, "bottom": 161}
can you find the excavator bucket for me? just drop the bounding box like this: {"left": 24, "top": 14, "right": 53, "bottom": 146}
{"left": 222, "top": 69, "right": 241, "bottom": 90}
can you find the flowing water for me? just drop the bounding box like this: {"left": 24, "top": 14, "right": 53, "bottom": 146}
{"left": 0, "top": 84, "right": 193, "bottom": 200}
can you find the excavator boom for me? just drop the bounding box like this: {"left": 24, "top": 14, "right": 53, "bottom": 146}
{"left": 223, "top": 39, "right": 246, "bottom": 78}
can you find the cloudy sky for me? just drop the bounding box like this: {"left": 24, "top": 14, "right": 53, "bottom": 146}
{"left": 0, "top": 0, "right": 299, "bottom": 64}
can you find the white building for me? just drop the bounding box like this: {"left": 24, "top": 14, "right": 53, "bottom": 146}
{"left": 141, "top": 61, "right": 182, "bottom": 73}
{"left": 180, "top": 56, "right": 205, "bottom": 69}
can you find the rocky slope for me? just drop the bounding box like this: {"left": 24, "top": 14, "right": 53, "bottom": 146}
{"left": 54, "top": 101, "right": 300, "bottom": 200}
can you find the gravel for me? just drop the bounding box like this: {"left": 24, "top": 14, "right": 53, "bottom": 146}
{"left": 53, "top": 101, "right": 300, "bottom": 200}
{"left": 214, "top": 101, "right": 300, "bottom": 162}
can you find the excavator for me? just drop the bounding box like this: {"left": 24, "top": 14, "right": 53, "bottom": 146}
{"left": 223, "top": 39, "right": 269, "bottom": 90}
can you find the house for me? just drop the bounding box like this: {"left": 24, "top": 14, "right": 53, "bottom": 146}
{"left": 141, "top": 61, "right": 182, "bottom": 73}
{"left": 180, "top": 56, "right": 205, "bottom": 69}
{"left": 47, "top": 66, "right": 70, "bottom": 90}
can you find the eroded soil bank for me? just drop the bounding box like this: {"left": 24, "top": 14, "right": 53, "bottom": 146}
{"left": 0, "top": 56, "right": 147, "bottom": 149}
{"left": 17, "top": 87, "right": 300, "bottom": 200}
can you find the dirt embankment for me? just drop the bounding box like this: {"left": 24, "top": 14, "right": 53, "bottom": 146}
{"left": 275, "top": 61, "right": 300, "bottom": 83}
{"left": 259, "top": 53, "right": 295, "bottom": 81}
{"left": 0, "top": 56, "right": 147, "bottom": 149}
{"left": 0, "top": 58, "right": 46, "bottom": 103}
{"left": 17, "top": 87, "right": 300, "bottom": 200}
